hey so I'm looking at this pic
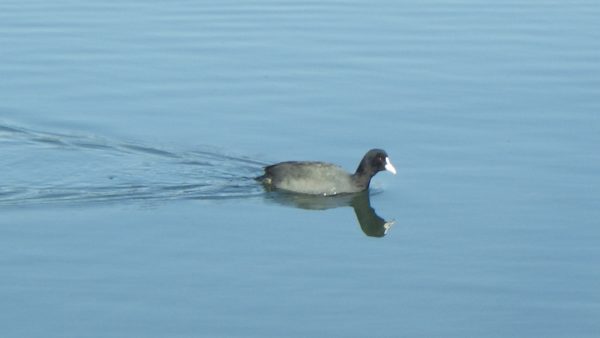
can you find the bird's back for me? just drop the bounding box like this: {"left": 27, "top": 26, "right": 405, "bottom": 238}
{"left": 261, "top": 161, "right": 359, "bottom": 195}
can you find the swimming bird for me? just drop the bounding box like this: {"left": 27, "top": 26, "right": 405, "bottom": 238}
{"left": 257, "top": 149, "right": 396, "bottom": 195}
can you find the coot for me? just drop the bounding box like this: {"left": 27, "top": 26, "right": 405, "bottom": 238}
{"left": 257, "top": 149, "right": 396, "bottom": 195}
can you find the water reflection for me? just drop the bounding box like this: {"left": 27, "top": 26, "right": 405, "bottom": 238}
{"left": 264, "top": 190, "right": 394, "bottom": 237}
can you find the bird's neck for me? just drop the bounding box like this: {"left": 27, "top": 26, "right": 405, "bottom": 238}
{"left": 353, "top": 161, "right": 374, "bottom": 189}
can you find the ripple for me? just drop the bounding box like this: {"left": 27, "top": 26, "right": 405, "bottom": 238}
{"left": 0, "top": 122, "right": 267, "bottom": 207}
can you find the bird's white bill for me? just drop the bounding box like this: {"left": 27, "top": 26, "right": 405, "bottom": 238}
{"left": 385, "top": 157, "right": 397, "bottom": 175}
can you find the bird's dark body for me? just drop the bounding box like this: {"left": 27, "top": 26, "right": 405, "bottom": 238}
{"left": 257, "top": 149, "right": 395, "bottom": 196}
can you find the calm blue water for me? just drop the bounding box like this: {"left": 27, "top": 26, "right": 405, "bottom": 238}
{"left": 1, "top": 0, "right": 600, "bottom": 337}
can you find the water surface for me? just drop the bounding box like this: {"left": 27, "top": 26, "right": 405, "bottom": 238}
{"left": 1, "top": 1, "right": 599, "bottom": 337}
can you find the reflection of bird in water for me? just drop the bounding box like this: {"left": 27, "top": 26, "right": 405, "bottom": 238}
{"left": 349, "top": 192, "right": 394, "bottom": 237}
{"left": 263, "top": 190, "right": 395, "bottom": 237}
